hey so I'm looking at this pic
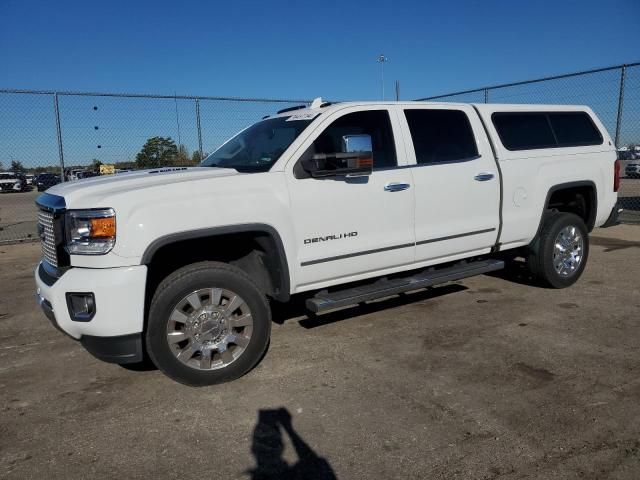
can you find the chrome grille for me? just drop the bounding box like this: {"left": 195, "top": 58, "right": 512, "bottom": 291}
{"left": 37, "top": 210, "right": 58, "bottom": 267}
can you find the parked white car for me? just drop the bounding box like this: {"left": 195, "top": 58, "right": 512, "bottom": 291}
{"left": 0, "top": 172, "right": 27, "bottom": 192}
{"left": 35, "top": 100, "right": 620, "bottom": 385}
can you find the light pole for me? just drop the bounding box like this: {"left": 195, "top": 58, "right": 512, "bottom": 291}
{"left": 377, "top": 54, "right": 388, "bottom": 100}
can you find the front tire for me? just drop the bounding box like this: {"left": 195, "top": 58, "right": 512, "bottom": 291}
{"left": 146, "top": 261, "right": 271, "bottom": 386}
{"left": 527, "top": 212, "right": 589, "bottom": 288}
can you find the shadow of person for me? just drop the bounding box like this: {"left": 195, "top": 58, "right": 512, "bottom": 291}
{"left": 248, "top": 408, "right": 337, "bottom": 480}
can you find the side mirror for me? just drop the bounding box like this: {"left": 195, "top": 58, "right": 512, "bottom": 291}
{"left": 302, "top": 134, "right": 373, "bottom": 178}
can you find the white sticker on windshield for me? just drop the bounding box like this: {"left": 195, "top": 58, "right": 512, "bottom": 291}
{"left": 286, "top": 111, "right": 320, "bottom": 121}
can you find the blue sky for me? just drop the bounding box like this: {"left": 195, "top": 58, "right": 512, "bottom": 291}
{"left": 0, "top": 0, "right": 639, "bottom": 168}
{"left": 1, "top": 0, "right": 638, "bottom": 100}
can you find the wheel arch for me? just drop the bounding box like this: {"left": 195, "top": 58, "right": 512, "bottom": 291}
{"left": 535, "top": 181, "right": 597, "bottom": 239}
{"left": 141, "top": 224, "right": 291, "bottom": 302}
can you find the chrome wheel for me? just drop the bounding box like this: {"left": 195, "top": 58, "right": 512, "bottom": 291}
{"left": 552, "top": 225, "right": 584, "bottom": 277}
{"left": 166, "top": 288, "right": 253, "bottom": 371}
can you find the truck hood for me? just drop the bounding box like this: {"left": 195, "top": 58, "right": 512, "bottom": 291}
{"left": 46, "top": 167, "right": 240, "bottom": 207}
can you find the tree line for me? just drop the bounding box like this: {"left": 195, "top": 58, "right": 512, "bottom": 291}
{"left": 0, "top": 137, "right": 207, "bottom": 174}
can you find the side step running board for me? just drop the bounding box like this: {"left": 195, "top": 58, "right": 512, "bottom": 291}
{"left": 306, "top": 259, "right": 504, "bottom": 314}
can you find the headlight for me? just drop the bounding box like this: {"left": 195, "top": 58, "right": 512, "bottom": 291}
{"left": 65, "top": 208, "right": 116, "bottom": 255}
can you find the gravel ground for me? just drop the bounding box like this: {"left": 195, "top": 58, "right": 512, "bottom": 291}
{"left": 0, "top": 225, "right": 639, "bottom": 479}
{"left": 0, "top": 190, "right": 39, "bottom": 243}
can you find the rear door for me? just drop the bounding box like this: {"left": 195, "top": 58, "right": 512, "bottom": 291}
{"left": 285, "top": 106, "right": 415, "bottom": 291}
{"left": 397, "top": 104, "right": 500, "bottom": 263}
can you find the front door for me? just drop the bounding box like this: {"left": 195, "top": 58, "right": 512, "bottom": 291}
{"left": 286, "top": 107, "right": 415, "bottom": 291}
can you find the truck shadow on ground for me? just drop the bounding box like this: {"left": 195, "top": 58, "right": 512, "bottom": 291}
{"left": 122, "top": 285, "right": 469, "bottom": 373}
{"left": 590, "top": 235, "right": 640, "bottom": 252}
{"left": 247, "top": 407, "right": 337, "bottom": 480}
{"left": 486, "top": 259, "right": 542, "bottom": 287}
{"left": 272, "top": 284, "right": 468, "bottom": 329}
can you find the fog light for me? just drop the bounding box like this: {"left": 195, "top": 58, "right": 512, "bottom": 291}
{"left": 66, "top": 293, "right": 96, "bottom": 322}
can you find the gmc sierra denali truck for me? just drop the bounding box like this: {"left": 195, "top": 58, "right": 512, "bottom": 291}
{"left": 35, "top": 100, "right": 620, "bottom": 386}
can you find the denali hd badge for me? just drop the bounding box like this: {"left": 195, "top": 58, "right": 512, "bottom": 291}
{"left": 304, "top": 232, "right": 358, "bottom": 245}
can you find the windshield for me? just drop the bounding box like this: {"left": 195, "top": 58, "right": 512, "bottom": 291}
{"left": 201, "top": 116, "right": 312, "bottom": 172}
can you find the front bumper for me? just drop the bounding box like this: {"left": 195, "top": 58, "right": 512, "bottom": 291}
{"left": 35, "top": 261, "right": 147, "bottom": 363}
{"left": 80, "top": 333, "right": 143, "bottom": 364}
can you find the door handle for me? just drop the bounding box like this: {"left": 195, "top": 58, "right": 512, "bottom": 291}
{"left": 384, "top": 182, "right": 411, "bottom": 192}
{"left": 474, "top": 173, "right": 495, "bottom": 182}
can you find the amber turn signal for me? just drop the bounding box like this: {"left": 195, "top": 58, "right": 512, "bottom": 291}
{"left": 357, "top": 157, "right": 374, "bottom": 168}
{"left": 90, "top": 217, "right": 116, "bottom": 238}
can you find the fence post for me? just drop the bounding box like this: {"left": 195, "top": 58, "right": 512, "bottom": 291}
{"left": 484, "top": 88, "right": 489, "bottom": 103}
{"left": 53, "top": 93, "right": 65, "bottom": 181}
{"left": 195, "top": 98, "right": 203, "bottom": 160}
{"left": 614, "top": 65, "right": 626, "bottom": 148}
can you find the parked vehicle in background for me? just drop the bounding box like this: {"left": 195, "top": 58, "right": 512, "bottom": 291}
{"left": 617, "top": 149, "right": 636, "bottom": 161}
{"left": 64, "top": 169, "right": 102, "bottom": 181}
{"left": 65, "top": 169, "right": 89, "bottom": 181}
{"left": 0, "top": 172, "right": 30, "bottom": 192}
{"left": 625, "top": 162, "right": 640, "bottom": 178}
{"left": 25, "top": 174, "right": 35, "bottom": 185}
{"left": 35, "top": 100, "right": 619, "bottom": 386}
{"left": 76, "top": 171, "right": 98, "bottom": 180}
{"left": 35, "top": 173, "right": 62, "bottom": 192}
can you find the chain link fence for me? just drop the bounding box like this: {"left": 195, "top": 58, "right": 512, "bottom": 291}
{"left": 0, "top": 91, "right": 309, "bottom": 243}
{"left": 2, "top": 63, "right": 638, "bottom": 243}
{"left": 419, "top": 63, "right": 640, "bottom": 224}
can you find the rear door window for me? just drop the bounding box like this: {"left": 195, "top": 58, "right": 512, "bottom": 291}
{"left": 404, "top": 109, "right": 478, "bottom": 164}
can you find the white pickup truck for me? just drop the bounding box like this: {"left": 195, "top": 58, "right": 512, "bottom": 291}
{"left": 35, "top": 100, "right": 620, "bottom": 386}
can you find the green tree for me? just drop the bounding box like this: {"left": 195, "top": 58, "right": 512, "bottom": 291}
{"left": 0, "top": 160, "right": 4, "bottom": 171}
{"left": 10, "top": 160, "right": 25, "bottom": 174}
{"left": 135, "top": 137, "right": 178, "bottom": 168}
{"left": 91, "top": 158, "right": 103, "bottom": 173}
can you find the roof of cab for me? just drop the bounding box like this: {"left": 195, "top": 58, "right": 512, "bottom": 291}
{"left": 269, "top": 100, "right": 594, "bottom": 120}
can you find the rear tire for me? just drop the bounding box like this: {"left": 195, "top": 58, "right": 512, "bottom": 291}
{"left": 527, "top": 212, "right": 589, "bottom": 288}
{"left": 146, "top": 261, "right": 271, "bottom": 386}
